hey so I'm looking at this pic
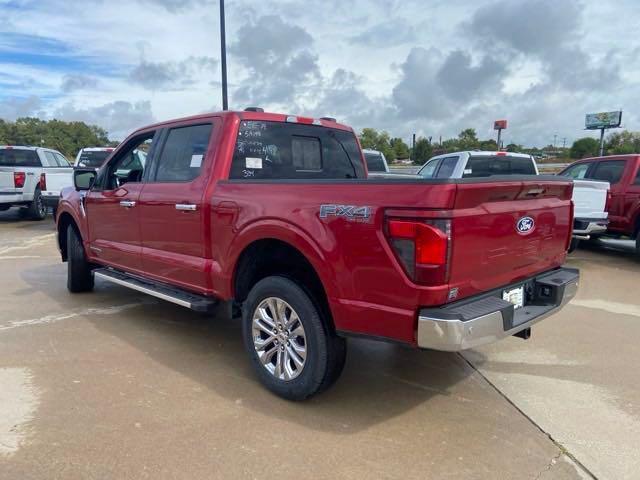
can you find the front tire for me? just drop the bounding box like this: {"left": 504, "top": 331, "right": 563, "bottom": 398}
{"left": 27, "top": 188, "right": 47, "bottom": 220}
{"left": 242, "top": 276, "right": 346, "bottom": 400}
{"left": 66, "top": 226, "right": 94, "bottom": 293}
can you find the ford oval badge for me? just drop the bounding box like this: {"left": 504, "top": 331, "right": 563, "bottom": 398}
{"left": 516, "top": 216, "right": 535, "bottom": 235}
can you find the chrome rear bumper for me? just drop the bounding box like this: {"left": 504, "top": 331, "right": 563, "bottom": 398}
{"left": 417, "top": 268, "right": 579, "bottom": 351}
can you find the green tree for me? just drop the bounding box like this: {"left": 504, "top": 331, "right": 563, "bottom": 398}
{"left": 390, "top": 137, "right": 410, "bottom": 160}
{"left": 0, "top": 117, "right": 110, "bottom": 158}
{"left": 457, "top": 128, "right": 480, "bottom": 150}
{"left": 506, "top": 143, "right": 523, "bottom": 153}
{"left": 412, "top": 137, "right": 433, "bottom": 164}
{"left": 358, "top": 128, "right": 395, "bottom": 161}
{"left": 479, "top": 139, "right": 498, "bottom": 151}
{"left": 570, "top": 137, "right": 600, "bottom": 159}
{"left": 606, "top": 130, "right": 640, "bottom": 155}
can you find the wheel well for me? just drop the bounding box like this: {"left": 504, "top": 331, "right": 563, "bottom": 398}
{"left": 634, "top": 214, "right": 640, "bottom": 239}
{"left": 233, "top": 239, "right": 334, "bottom": 330}
{"left": 57, "top": 212, "right": 77, "bottom": 262}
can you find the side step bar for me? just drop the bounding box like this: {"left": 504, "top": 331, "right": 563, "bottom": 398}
{"left": 93, "top": 268, "right": 218, "bottom": 313}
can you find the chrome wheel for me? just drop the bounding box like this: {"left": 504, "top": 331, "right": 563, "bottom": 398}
{"left": 37, "top": 195, "right": 46, "bottom": 217}
{"left": 252, "top": 297, "right": 307, "bottom": 381}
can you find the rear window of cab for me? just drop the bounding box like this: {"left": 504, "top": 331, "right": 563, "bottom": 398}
{"left": 463, "top": 155, "right": 537, "bottom": 177}
{"left": 229, "top": 121, "right": 365, "bottom": 180}
{"left": 0, "top": 149, "right": 40, "bottom": 167}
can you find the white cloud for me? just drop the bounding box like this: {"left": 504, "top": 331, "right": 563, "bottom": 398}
{"left": 0, "top": 0, "right": 639, "bottom": 146}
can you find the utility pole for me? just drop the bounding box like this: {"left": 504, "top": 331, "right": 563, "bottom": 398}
{"left": 219, "top": 0, "right": 228, "bottom": 110}
{"left": 562, "top": 137, "right": 566, "bottom": 149}
{"left": 599, "top": 128, "right": 605, "bottom": 156}
{"left": 553, "top": 134, "right": 557, "bottom": 149}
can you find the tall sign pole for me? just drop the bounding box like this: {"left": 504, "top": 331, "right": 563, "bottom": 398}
{"left": 219, "top": 0, "right": 228, "bottom": 110}
{"left": 494, "top": 120, "right": 507, "bottom": 150}
{"left": 599, "top": 127, "right": 605, "bottom": 156}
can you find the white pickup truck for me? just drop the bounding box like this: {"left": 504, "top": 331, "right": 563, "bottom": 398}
{"left": 0, "top": 146, "right": 74, "bottom": 219}
{"left": 417, "top": 151, "right": 609, "bottom": 248}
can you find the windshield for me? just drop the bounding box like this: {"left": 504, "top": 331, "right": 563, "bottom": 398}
{"left": 77, "top": 150, "right": 111, "bottom": 168}
{"left": 0, "top": 149, "right": 40, "bottom": 167}
{"left": 462, "top": 155, "right": 537, "bottom": 177}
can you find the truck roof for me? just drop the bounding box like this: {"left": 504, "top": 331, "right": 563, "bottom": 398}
{"left": 465, "top": 151, "right": 533, "bottom": 158}
{"left": 573, "top": 154, "right": 640, "bottom": 163}
{"left": 137, "top": 110, "right": 354, "bottom": 135}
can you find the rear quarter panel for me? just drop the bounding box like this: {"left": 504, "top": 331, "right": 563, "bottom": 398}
{"left": 210, "top": 181, "right": 458, "bottom": 343}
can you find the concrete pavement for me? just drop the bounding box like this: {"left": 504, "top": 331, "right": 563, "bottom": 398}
{"left": 1, "top": 208, "right": 634, "bottom": 479}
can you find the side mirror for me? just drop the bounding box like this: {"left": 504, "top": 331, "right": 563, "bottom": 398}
{"left": 74, "top": 168, "right": 96, "bottom": 191}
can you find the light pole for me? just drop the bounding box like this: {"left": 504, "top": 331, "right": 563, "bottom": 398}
{"left": 219, "top": 0, "right": 228, "bottom": 110}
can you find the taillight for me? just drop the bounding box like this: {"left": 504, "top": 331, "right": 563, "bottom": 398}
{"left": 40, "top": 173, "right": 47, "bottom": 190}
{"left": 386, "top": 219, "right": 451, "bottom": 286}
{"left": 605, "top": 189, "right": 612, "bottom": 212}
{"left": 13, "top": 172, "right": 25, "bottom": 188}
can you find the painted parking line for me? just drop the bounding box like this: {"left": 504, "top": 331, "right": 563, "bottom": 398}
{"left": 0, "top": 302, "right": 146, "bottom": 332}
{"left": 571, "top": 299, "right": 640, "bottom": 318}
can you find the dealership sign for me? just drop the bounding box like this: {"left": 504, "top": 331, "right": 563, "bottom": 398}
{"left": 585, "top": 111, "right": 622, "bottom": 130}
{"left": 494, "top": 120, "right": 507, "bottom": 130}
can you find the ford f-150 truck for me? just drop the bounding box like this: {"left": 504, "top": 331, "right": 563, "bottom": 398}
{"left": 1, "top": 145, "right": 74, "bottom": 219}
{"left": 55, "top": 110, "right": 579, "bottom": 400}
{"left": 559, "top": 155, "right": 640, "bottom": 256}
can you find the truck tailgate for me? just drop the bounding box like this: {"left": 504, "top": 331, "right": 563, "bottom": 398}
{"left": 572, "top": 179, "right": 609, "bottom": 219}
{"left": 0, "top": 168, "right": 15, "bottom": 190}
{"left": 448, "top": 179, "right": 573, "bottom": 298}
{"left": 43, "top": 168, "right": 73, "bottom": 195}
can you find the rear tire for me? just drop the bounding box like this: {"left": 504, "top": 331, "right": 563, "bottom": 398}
{"left": 67, "top": 226, "right": 94, "bottom": 293}
{"left": 635, "top": 235, "right": 640, "bottom": 261}
{"left": 568, "top": 238, "right": 579, "bottom": 253}
{"left": 242, "top": 276, "right": 346, "bottom": 400}
{"left": 27, "top": 189, "right": 47, "bottom": 220}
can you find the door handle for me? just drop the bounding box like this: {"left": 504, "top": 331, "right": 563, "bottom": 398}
{"left": 119, "top": 200, "right": 136, "bottom": 208}
{"left": 175, "top": 203, "right": 197, "bottom": 211}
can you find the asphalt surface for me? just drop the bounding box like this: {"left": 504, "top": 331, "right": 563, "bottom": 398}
{"left": 1, "top": 207, "right": 638, "bottom": 479}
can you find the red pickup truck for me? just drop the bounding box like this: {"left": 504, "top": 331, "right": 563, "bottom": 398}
{"left": 56, "top": 109, "right": 579, "bottom": 399}
{"left": 560, "top": 155, "right": 640, "bottom": 255}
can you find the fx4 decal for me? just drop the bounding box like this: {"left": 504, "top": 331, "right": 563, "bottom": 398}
{"left": 319, "top": 204, "right": 372, "bottom": 222}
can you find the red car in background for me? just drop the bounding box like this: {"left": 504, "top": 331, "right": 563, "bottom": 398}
{"left": 560, "top": 155, "right": 640, "bottom": 256}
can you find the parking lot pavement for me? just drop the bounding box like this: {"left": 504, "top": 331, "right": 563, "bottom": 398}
{"left": 2, "top": 211, "right": 630, "bottom": 479}
{"left": 465, "top": 239, "right": 640, "bottom": 480}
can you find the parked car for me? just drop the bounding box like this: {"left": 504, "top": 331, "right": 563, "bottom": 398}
{"left": 75, "top": 147, "right": 115, "bottom": 168}
{"left": 559, "top": 155, "right": 640, "bottom": 256}
{"left": 0, "top": 145, "right": 74, "bottom": 219}
{"left": 56, "top": 110, "right": 579, "bottom": 400}
{"left": 417, "top": 151, "right": 609, "bottom": 246}
{"left": 362, "top": 148, "right": 389, "bottom": 173}
{"left": 416, "top": 151, "right": 539, "bottom": 179}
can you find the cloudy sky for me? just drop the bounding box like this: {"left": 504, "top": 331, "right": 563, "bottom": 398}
{"left": 1, "top": 0, "right": 639, "bottom": 146}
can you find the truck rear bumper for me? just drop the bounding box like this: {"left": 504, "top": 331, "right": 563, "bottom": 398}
{"left": 573, "top": 217, "right": 608, "bottom": 237}
{"left": 42, "top": 194, "right": 60, "bottom": 208}
{"left": 417, "top": 267, "right": 579, "bottom": 351}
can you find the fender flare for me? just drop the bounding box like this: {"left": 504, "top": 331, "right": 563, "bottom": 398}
{"left": 222, "top": 219, "right": 339, "bottom": 301}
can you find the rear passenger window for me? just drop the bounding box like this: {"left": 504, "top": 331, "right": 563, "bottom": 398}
{"left": 54, "top": 153, "right": 70, "bottom": 167}
{"left": 560, "top": 162, "right": 591, "bottom": 179}
{"left": 43, "top": 152, "right": 58, "bottom": 167}
{"left": 229, "top": 121, "right": 363, "bottom": 179}
{"left": 435, "top": 156, "right": 458, "bottom": 178}
{"left": 590, "top": 160, "right": 626, "bottom": 184}
{"left": 154, "top": 124, "right": 212, "bottom": 182}
{"left": 418, "top": 159, "right": 440, "bottom": 178}
{"left": 634, "top": 167, "right": 640, "bottom": 185}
